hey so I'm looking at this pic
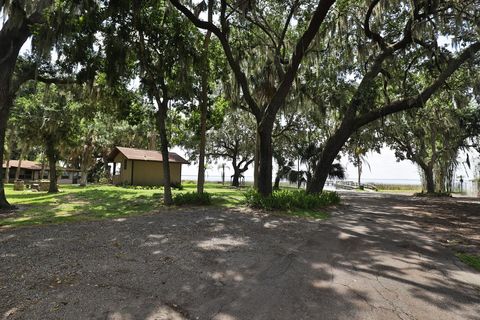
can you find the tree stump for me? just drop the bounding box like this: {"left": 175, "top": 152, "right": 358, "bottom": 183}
{"left": 14, "top": 180, "right": 25, "bottom": 191}
{"left": 39, "top": 180, "right": 50, "bottom": 192}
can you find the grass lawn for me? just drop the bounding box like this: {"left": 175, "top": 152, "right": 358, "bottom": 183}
{"left": 0, "top": 183, "right": 330, "bottom": 228}
{"left": 377, "top": 189, "right": 421, "bottom": 194}
{"left": 456, "top": 253, "right": 480, "bottom": 272}
{"left": 374, "top": 184, "right": 422, "bottom": 194}
{"left": 283, "top": 209, "right": 329, "bottom": 220}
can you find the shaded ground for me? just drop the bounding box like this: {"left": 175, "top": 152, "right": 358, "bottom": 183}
{"left": 1, "top": 192, "right": 479, "bottom": 320}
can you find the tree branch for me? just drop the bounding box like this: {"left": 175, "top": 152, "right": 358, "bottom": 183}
{"left": 273, "top": 113, "right": 297, "bottom": 138}
{"left": 169, "top": 0, "right": 261, "bottom": 119}
{"left": 226, "top": 2, "right": 277, "bottom": 49}
{"left": 12, "top": 63, "right": 81, "bottom": 93}
{"left": 207, "top": 152, "right": 232, "bottom": 159}
{"left": 278, "top": 0, "right": 300, "bottom": 53}
{"left": 364, "top": 0, "right": 386, "bottom": 50}
{"left": 262, "top": 0, "right": 336, "bottom": 124}
{"left": 274, "top": 0, "right": 300, "bottom": 79}
{"left": 355, "top": 41, "right": 480, "bottom": 127}
{"left": 240, "top": 158, "right": 255, "bottom": 172}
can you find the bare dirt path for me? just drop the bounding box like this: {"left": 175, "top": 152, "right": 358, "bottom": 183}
{"left": 1, "top": 192, "right": 479, "bottom": 320}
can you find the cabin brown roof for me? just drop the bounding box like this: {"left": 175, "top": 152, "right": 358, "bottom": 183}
{"left": 107, "top": 147, "right": 190, "bottom": 164}
{"left": 2, "top": 160, "right": 42, "bottom": 170}
{"left": 2, "top": 160, "right": 80, "bottom": 172}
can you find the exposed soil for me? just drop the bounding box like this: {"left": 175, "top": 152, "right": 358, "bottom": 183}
{"left": 1, "top": 192, "right": 479, "bottom": 320}
{"left": 343, "top": 192, "right": 480, "bottom": 255}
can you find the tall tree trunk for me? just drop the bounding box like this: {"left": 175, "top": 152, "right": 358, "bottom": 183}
{"left": 79, "top": 143, "right": 91, "bottom": 187}
{"left": 15, "top": 145, "right": 26, "bottom": 181}
{"left": 221, "top": 164, "right": 225, "bottom": 185}
{"left": 256, "top": 122, "right": 274, "bottom": 196}
{"left": 273, "top": 175, "right": 281, "bottom": 190}
{"left": 422, "top": 164, "right": 435, "bottom": 194}
{"left": 233, "top": 159, "right": 253, "bottom": 187}
{"left": 357, "top": 155, "right": 362, "bottom": 187}
{"left": 230, "top": 158, "right": 239, "bottom": 187}
{"left": 254, "top": 128, "right": 260, "bottom": 189}
{"left": 197, "top": 2, "right": 212, "bottom": 195}
{"left": 307, "top": 124, "right": 352, "bottom": 194}
{"left": 297, "top": 158, "right": 301, "bottom": 189}
{"left": 155, "top": 100, "right": 173, "bottom": 205}
{"left": 425, "top": 169, "right": 435, "bottom": 193}
{"left": 0, "top": 97, "right": 12, "bottom": 209}
{"left": 436, "top": 170, "right": 442, "bottom": 193}
{"left": 0, "top": 9, "right": 32, "bottom": 209}
{"left": 4, "top": 159, "right": 10, "bottom": 184}
{"left": 40, "top": 153, "right": 46, "bottom": 179}
{"left": 148, "top": 131, "right": 157, "bottom": 150}
{"left": 79, "top": 163, "right": 88, "bottom": 186}
{"left": 197, "top": 66, "right": 208, "bottom": 194}
{"left": 3, "top": 133, "right": 13, "bottom": 183}
{"left": 231, "top": 170, "right": 241, "bottom": 187}
{"left": 45, "top": 136, "right": 59, "bottom": 193}
{"left": 102, "top": 153, "right": 110, "bottom": 178}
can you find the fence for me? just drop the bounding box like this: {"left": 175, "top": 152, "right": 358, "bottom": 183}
{"left": 451, "top": 180, "right": 479, "bottom": 197}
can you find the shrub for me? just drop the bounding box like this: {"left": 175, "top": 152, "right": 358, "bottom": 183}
{"left": 244, "top": 189, "right": 340, "bottom": 210}
{"left": 98, "top": 177, "right": 110, "bottom": 185}
{"left": 173, "top": 192, "right": 211, "bottom": 206}
{"left": 171, "top": 183, "right": 184, "bottom": 190}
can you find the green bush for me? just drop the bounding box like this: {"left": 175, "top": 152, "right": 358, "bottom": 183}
{"left": 173, "top": 192, "right": 211, "bottom": 206}
{"left": 171, "top": 183, "right": 184, "bottom": 190}
{"left": 98, "top": 177, "right": 110, "bottom": 185}
{"left": 244, "top": 189, "right": 340, "bottom": 210}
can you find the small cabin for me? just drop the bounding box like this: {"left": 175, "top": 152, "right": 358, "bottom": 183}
{"left": 2, "top": 160, "right": 43, "bottom": 181}
{"left": 107, "top": 146, "right": 189, "bottom": 186}
{"left": 2, "top": 160, "right": 80, "bottom": 184}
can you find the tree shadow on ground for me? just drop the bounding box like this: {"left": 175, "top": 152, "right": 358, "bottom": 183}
{"left": 1, "top": 192, "right": 479, "bottom": 319}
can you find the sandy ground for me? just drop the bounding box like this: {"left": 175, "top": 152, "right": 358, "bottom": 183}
{"left": 1, "top": 192, "right": 479, "bottom": 320}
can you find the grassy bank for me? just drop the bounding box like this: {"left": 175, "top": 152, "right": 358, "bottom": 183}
{"left": 374, "top": 183, "right": 422, "bottom": 194}
{"left": 0, "top": 183, "right": 331, "bottom": 228}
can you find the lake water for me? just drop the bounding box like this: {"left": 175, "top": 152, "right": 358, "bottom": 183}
{"left": 182, "top": 174, "right": 478, "bottom": 196}
{"left": 182, "top": 175, "right": 422, "bottom": 185}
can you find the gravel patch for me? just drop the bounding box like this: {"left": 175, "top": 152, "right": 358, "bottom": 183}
{"left": 1, "top": 194, "right": 479, "bottom": 320}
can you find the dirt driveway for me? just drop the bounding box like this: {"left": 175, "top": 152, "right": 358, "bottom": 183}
{"left": 1, "top": 192, "right": 479, "bottom": 320}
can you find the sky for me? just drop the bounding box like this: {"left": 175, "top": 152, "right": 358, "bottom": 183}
{"left": 172, "top": 145, "right": 480, "bottom": 185}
